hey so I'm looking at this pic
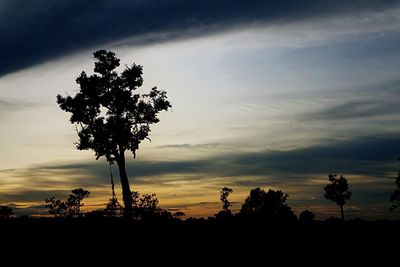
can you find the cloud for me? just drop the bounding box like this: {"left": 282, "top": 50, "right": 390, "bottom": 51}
{"left": 5, "top": 134, "right": 399, "bottom": 188}
{"left": 0, "top": 99, "right": 34, "bottom": 113}
{"left": 158, "top": 143, "right": 222, "bottom": 150}
{"left": 0, "top": 0, "right": 398, "bottom": 76}
{"left": 0, "top": 189, "right": 71, "bottom": 203}
{"left": 313, "top": 100, "right": 400, "bottom": 120}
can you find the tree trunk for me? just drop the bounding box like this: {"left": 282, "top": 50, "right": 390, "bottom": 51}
{"left": 340, "top": 205, "right": 345, "bottom": 221}
{"left": 116, "top": 150, "right": 133, "bottom": 217}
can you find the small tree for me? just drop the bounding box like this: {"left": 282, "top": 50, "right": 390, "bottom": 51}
{"left": 104, "top": 197, "right": 123, "bottom": 217}
{"left": 299, "top": 210, "right": 315, "bottom": 223}
{"left": 239, "top": 187, "right": 296, "bottom": 222}
{"left": 173, "top": 211, "right": 185, "bottom": 220}
{"left": 220, "top": 187, "right": 233, "bottom": 213}
{"left": 45, "top": 196, "right": 67, "bottom": 217}
{"left": 57, "top": 50, "right": 171, "bottom": 217}
{"left": 45, "top": 188, "right": 90, "bottom": 217}
{"left": 215, "top": 187, "right": 233, "bottom": 220}
{"left": 65, "top": 188, "right": 90, "bottom": 217}
{"left": 0, "top": 206, "right": 14, "bottom": 219}
{"left": 324, "top": 174, "right": 352, "bottom": 220}
{"left": 131, "top": 191, "right": 160, "bottom": 220}
{"left": 390, "top": 159, "right": 400, "bottom": 211}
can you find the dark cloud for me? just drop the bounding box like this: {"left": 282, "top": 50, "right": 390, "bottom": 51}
{"left": 297, "top": 82, "right": 400, "bottom": 122}
{"left": 313, "top": 100, "right": 400, "bottom": 120}
{"left": 10, "top": 134, "right": 400, "bottom": 187}
{"left": 233, "top": 135, "right": 399, "bottom": 177}
{"left": 0, "top": 189, "right": 70, "bottom": 203}
{"left": 1, "top": 0, "right": 398, "bottom": 76}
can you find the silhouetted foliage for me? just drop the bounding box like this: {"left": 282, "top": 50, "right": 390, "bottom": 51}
{"left": 66, "top": 188, "right": 90, "bottom": 217}
{"left": 132, "top": 191, "right": 160, "bottom": 220}
{"left": 299, "top": 210, "right": 315, "bottom": 223}
{"left": 324, "top": 174, "right": 352, "bottom": 220}
{"left": 45, "top": 196, "right": 67, "bottom": 217}
{"left": 57, "top": 50, "right": 171, "bottom": 216}
{"left": 173, "top": 211, "right": 185, "bottom": 220}
{"left": 45, "top": 188, "right": 90, "bottom": 217}
{"left": 0, "top": 206, "right": 14, "bottom": 219}
{"left": 104, "top": 197, "right": 123, "bottom": 217}
{"left": 390, "top": 159, "right": 400, "bottom": 211}
{"left": 239, "top": 188, "right": 296, "bottom": 222}
{"left": 220, "top": 187, "right": 233, "bottom": 212}
{"left": 215, "top": 187, "right": 234, "bottom": 220}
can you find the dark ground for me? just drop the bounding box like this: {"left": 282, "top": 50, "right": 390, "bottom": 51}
{"left": 1, "top": 217, "right": 399, "bottom": 257}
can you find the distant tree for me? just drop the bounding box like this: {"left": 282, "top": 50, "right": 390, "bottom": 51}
{"left": 324, "top": 174, "right": 352, "bottom": 220}
{"left": 390, "top": 159, "right": 400, "bottom": 211}
{"left": 45, "top": 188, "right": 90, "bottom": 217}
{"left": 65, "top": 188, "right": 90, "bottom": 217}
{"left": 45, "top": 196, "right": 67, "bottom": 217}
{"left": 216, "top": 187, "right": 234, "bottom": 220}
{"left": 132, "top": 191, "right": 160, "bottom": 220}
{"left": 57, "top": 50, "right": 171, "bottom": 217}
{"left": 104, "top": 197, "right": 123, "bottom": 217}
{"left": 0, "top": 206, "right": 14, "bottom": 219}
{"left": 299, "top": 210, "right": 315, "bottom": 223}
{"left": 220, "top": 187, "right": 233, "bottom": 213}
{"left": 239, "top": 187, "right": 296, "bottom": 222}
{"left": 173, "top": 211, "right": 185, "bottom": 220}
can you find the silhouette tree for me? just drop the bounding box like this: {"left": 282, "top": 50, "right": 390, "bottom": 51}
{"left": 173, "top": 211, "right": 185, "bottom": 220}
{"left": 45, "top": 188, "right": 90, "bottom": 217}
{"left": 0, "top": 206, "right": 14, "bottom": 219}
{"left": 299, "top": 210, "right": 315, "bottom": 223}
{"left": 220, "top": 187, "right": 233, "bottom": 213}
{"left": 57, "top": 50, "right": 171, "bottom": 216}
{"left": 65, "top": 188, "right": 90, "bottom": 217}
{"left": 324, "top": 174, "right": 352, "bottom": 220}
{"left": 132, "top": 191, "right": 160, "bottom": 220}
{"left": 215, "top": 187, "right": 233, "bottom": 220}
{"left": 104, "top": 197, "right": 123, "bottom": 217}
{"left": 239, "top": 187, "right": 296, "bottom": 222}
{"left": 390, "top": 159, "right": 400, "bottom": 211}
{"left": 45, "top": 196, "right": 67, "bottom": 217}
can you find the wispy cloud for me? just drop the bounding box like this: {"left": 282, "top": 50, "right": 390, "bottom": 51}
{"left": 0, "top": 98, "right": 35, "bottom": 113}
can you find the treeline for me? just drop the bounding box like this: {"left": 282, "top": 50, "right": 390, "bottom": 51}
{"left": 1, "top": 171, "right": 399, "bottom": 222}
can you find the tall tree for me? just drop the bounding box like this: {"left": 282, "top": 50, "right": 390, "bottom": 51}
{"left": 57, "top": 50, "right": 171, "bottom": 216}
{"left": 220, "top": 187, "right": 233, "bottom": 213}
{"left": 215, "top": 187, "right": 234, "bottom": 220}
{"left": 324, "top": 174, "right": 352, "bottom": 220}
{"left": 390, "top": 159, "right": 400, "bottom": 211}
{"left": 65, "top": 188, "right": 90, "bottom": 217}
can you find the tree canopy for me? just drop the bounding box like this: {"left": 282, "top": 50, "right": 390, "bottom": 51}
{"left": 239, "top": 187, "right": 296, "bottom": 222}
{"left": 57, "top": 50, "right": 171, "bottom": 163}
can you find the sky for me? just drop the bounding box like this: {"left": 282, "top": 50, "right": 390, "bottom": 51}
{"left": 1, "top": 0, "right": 400, "bottom": 219}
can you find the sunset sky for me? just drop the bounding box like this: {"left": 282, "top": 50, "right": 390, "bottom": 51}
{"left": 1, "top": 0, "right": 400, "bottom": 219}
